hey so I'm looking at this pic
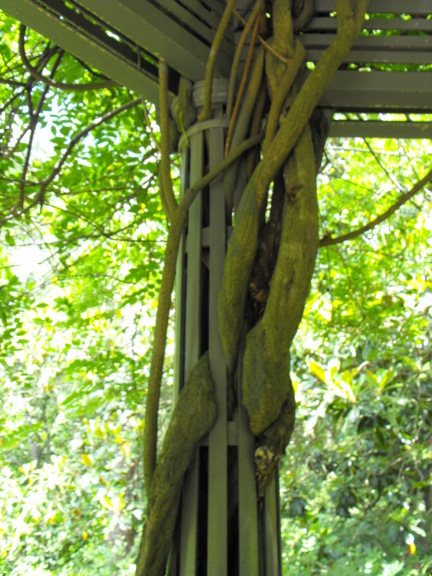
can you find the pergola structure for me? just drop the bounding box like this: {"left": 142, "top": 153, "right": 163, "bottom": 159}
{"left": 3, "top": 0, "right": 432, "bottom": 136}
{"left": 2, "top": 2, "right": 431, "bottom": 575}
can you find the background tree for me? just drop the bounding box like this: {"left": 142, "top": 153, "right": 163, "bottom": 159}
{"left": 0, "top": 4, "right": 431, "bottom": 576}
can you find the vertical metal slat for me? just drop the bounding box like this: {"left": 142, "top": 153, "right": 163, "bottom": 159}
{"left": 238, "top": 364, "right": 260, "bottom": 575}
{"left": 264, "top": 477, "right": 282, "bottom": 576}
{"left": 179, "top": 129, "right": 204, "bottom": 576}
{"left": 207, "top": 117, "right": 229, "bottom": 576}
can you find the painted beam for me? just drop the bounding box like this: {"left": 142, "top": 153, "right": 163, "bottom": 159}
{"left": 318, "top": 71, "right": 432, "bottom": 112}
{"left": 71, "top": 0, "right": 232, "bottom": 81}
{"left": 1, "top": 0, "right": 161, "bottom": 102}
{"left": 316, "top": 0, "right": 431, "bottom": 13}
{"left": 330, "top": 120, "right": 432, "bottom": 139}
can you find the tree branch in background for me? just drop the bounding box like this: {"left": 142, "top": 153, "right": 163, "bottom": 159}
{"left": 0, "top": 44, "right": 57, "bottom": 166}
{"left": 139, "top": 100, "right": 162, "bottom": 153}
{"left": 363, "top": 139, "right": 403, "bottom": 192}
{"left": 20, "top": 51, "right": 64, "bottom": 208}
{"left": 0, "top": 78, "right": 27, "bottom": 88}
{"left": 37, "top": 98, "right": 142, "bottom": 200}
{"left": 0, "top": 98, "right": 142, "bottom": 228}
{"left": 320, "top": 166, "right": 432, "bottom": 247}
{"left": 19, "top": 25, "right": 118, "bottom": 91}
{"left": 70, "top": 55, "right": 115, "bottom": 82}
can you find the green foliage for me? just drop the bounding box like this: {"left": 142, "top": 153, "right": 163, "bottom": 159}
{"left": 280, "top": 136, "right": 432, "bottom": 574}
{"left": 0, "top": 13, "right": 173, "bottom": 574}
{"left": 0, "top": 8, "right": 431, "bottom": 576}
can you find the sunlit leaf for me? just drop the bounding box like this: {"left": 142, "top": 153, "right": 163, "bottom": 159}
{"left": 81, "top": 453, "right": 92, "bottom": 467}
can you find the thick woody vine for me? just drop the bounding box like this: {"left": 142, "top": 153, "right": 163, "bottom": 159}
{"left": 137, "top": 2, "right": 369, "bottom": 575}
{"left": 3, "top": 6, "right": 431, "bottom": 576}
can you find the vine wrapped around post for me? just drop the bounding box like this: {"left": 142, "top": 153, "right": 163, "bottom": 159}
{"left": 139, "top": 2, "right": 369, "bottom": 573}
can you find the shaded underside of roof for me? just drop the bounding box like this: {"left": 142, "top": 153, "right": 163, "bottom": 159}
{"left": 1, "top": 0, "right": 432, "bottom": 137}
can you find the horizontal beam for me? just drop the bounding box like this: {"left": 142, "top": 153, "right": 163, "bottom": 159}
{"left": 306, "top": 49, "right": 432, "bottom": 65}
{"left": 154, "top": 0, "right": 224, "bottom": 31}
{"left": 316, "top": 71, "right": 432, "bottom": 112}
{"left": 307, "top": 17, "right": 432, "bottom": 32}
{"left": 303, "top": 34, "right": 432, "bottom": 53}
{"left": 330, "top": 120, "right": 432, "bottom": 139}
{"left": 316, "top": 0, "right": 431, "bottom": 14}
{"left": 1, "top": 0, "right": 234, "bottom": 97}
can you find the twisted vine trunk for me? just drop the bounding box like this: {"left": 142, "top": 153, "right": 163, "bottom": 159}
{"left": 137, "top": 2, "right": 368, "bottom": 574}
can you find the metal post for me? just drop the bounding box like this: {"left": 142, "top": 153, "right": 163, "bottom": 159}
{"left": 170, "top": 79, "right": 282, "bottom": 576}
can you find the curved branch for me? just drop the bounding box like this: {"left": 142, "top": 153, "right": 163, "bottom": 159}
{"left": 363, "top": 139, "right": 403, "bottom": 192}
{"left": 198, "top": 0, "right": 236, "bottom": 122}
{"left": 19, "top": 25, "right": 117, "bottom": 91}
{"left": 0, "top": 98, "right": 142, "bottom": 228}
{"left": 38, "top": 98, "right": 142, "bottom": 199}
{"left": 225, "top": 11, "right": 260, "bottom": 156}
{"left": 226, "top": 0, "right": 263, "bottom": 119}
{"left": 319, "top": 166, "right": 432, "bottom": 247}
{"left": 20, "top": 52, "right": 64, "bottom": 208}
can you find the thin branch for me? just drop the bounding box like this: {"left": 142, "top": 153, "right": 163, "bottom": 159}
{"left": 231, "top": 7, "right": 291, "bottom": 65}
{"left": 20, "top": 52, "right": 64, "bottom": 208}
{"left": 0, "top": 91, "right": 25, "bottom": 116}
{"left": 319, "top": 166, "right": 432, "bottom": 247}
{"left": 140, "top": 100, "right": 162, "bottom": 153}
{"left": 246, "top": 82, "right": 267, "bottom": 177}
{"left": 198, "top": 0, "right": 237, "bottom": 121}
{"left": 70, "top": 55, "right": 114, "bottom": 82}
{"left": 1, "top": 124, "right": 31, "bottom": 162}
{"left": 227, "top": 0, "right": 264, "bottom": 119}
{"left": 37, "top": 98, "right": 141, "bottom": 198}
{"left": 0, "top": 98, "right": 141, "bottom": 228}
{"left": 19, "top": 25, "right": 117, "bottom": 91}
{"left": 363, "top": 139, "right": 403, "bottom": 192}
{"left": 0, "top": 77, "right": 26, "bottom": 88}
{"left": 223, "top": 46, "right": 264, "bottom": 210}
{"left": 225, "top": 10, "right": 261, "bottom": 156}
{"left": 57, "top": 197, "right": 130, "bottom": 238}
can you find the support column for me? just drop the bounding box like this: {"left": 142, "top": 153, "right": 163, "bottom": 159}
{"left": 169, "top": 79, "right": 282, "bottom": 576}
